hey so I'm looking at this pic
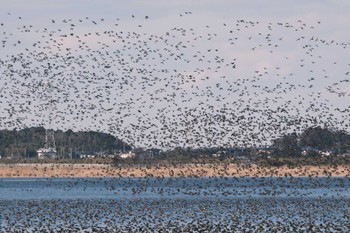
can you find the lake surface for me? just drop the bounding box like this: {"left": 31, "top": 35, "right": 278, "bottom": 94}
{"left": 0, "top": 177, "right": 350, "bottom": 232}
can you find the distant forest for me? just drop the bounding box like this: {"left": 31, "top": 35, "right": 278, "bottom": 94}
{"left": 158, "top": 126, "right": 350, "bottom": 158}
{"left": 115, "top": 126, "right": 350, "bottom": 166}
{"left": 0, "top": 127, "right": 130, "bottom": 158}
{"left": 271, "top": 126, "right": 350, "bottom": 157}
{"left": 0, "top": 126, "right": 350, "bottom": 161}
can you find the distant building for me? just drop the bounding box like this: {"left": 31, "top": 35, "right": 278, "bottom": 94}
{"left": 257, "top": 149, "right": 272, "bottom": 156}
{"left": 80, "top": 154, "right": 116, "bottom": 159}
{"left": 80, "top": 154, "right": 96, "bottom": 159}
{"left": 37, "top": 147, "right": 57, "bottom": 159}
{"left": 212, "top": 151, "right": 226, "bottom": 158}
{"left": 119, "top": 151, "right": 136, "bottom": 159}
{"left": 319, "top": 150, "right": 333, "bottom": 157}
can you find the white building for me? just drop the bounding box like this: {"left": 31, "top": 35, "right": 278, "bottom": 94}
{"left": 37, "top": 147, "right": 57, "bottom": 159}
{"left": 119, "top": 151, "right": 136, "bottom": 159}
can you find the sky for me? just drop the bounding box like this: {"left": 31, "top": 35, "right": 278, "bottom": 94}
{"left": 0, "top": 0, "right": 349, "bottom": 149}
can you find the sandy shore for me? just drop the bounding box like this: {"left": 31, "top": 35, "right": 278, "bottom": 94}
{"left": 0, "top": 163, "right": 349, "bottom": 178}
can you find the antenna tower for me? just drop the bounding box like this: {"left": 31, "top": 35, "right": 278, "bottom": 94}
{"left": 37, "top": 81, "right": 57, "bottom": 159}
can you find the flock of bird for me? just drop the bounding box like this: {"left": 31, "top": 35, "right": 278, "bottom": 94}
{"left": 0, "top": 12, "right": 349, "bottom": 149}
{"left": 1, "top": 176, "right": 350, "bottom": 232}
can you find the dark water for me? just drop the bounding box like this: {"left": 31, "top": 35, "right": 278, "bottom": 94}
{"left": 0, "top": 177, "right": 350, "bottom": 232}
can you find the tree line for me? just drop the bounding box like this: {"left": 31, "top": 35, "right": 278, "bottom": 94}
{"left": 114, "top": 126, "right": 350, "bottom": 166}
{"left": 271, "top": 126, "right": 350, "bottom": 157}
{"left": 0, "top": 127, "right": 130, "bottom": 158}
{"left": 1, "top": 126, "right": 349, "bottom": 162}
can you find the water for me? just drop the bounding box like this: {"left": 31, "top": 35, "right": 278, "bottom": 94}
{"left": 0, "top": 177, "right": 350, "bottom": 232}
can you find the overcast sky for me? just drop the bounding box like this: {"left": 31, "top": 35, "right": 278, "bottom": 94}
{"left": 0, "top": 1, "right": 349, "bottom": 149}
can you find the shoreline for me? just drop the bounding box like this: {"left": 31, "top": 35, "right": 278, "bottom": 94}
{"left": 0, "top": 163, "right": 349, "bottom": 178}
